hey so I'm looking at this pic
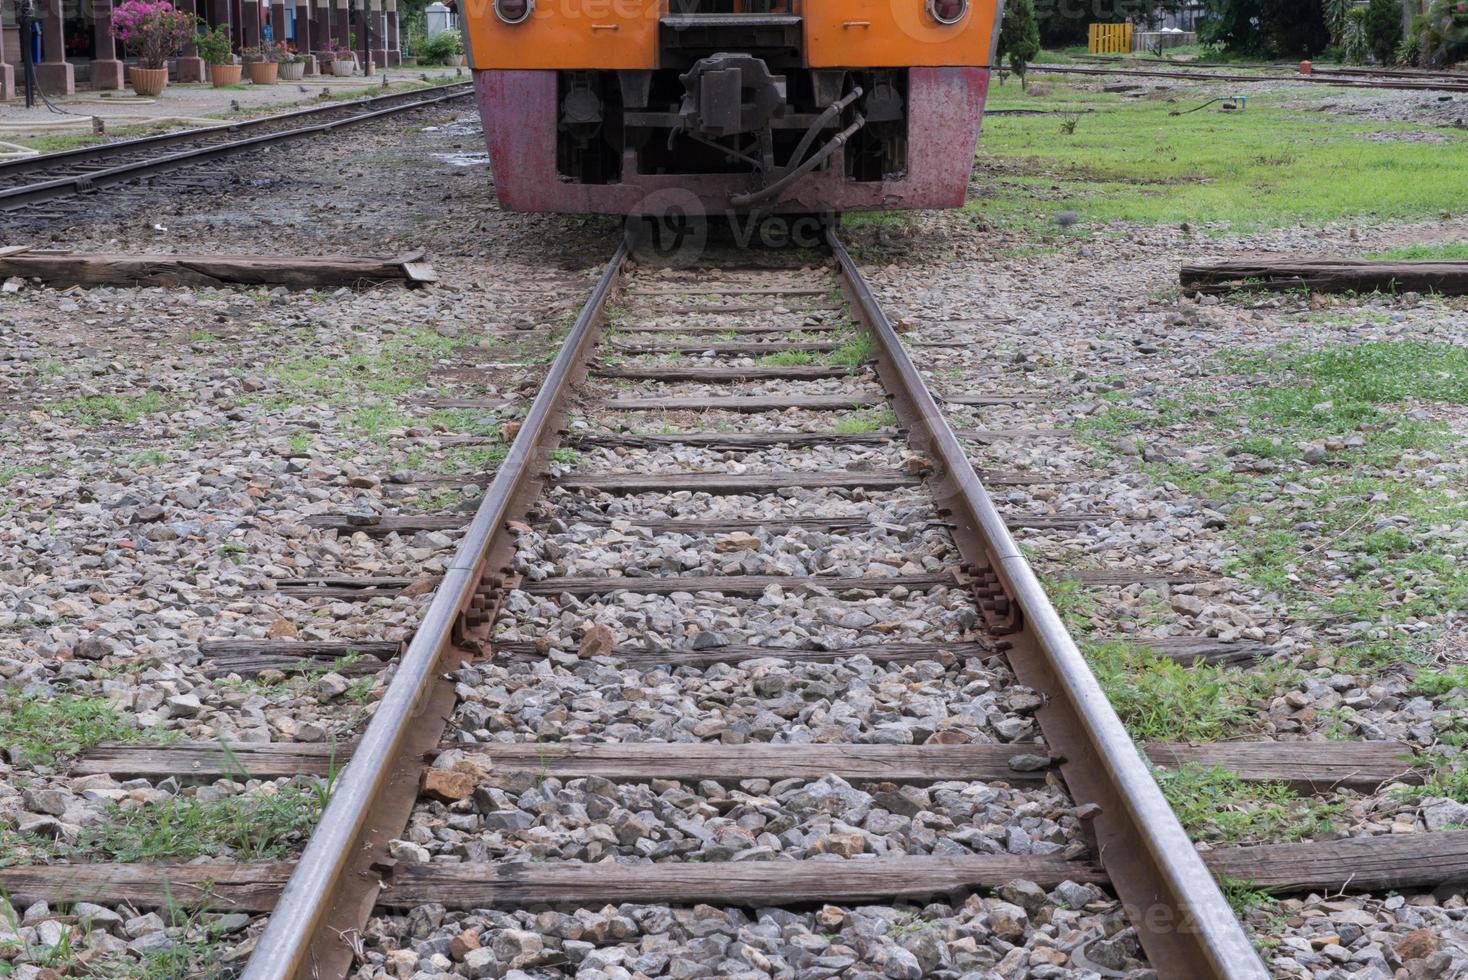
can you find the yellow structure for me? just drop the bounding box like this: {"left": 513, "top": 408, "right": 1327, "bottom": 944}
{"left": 1088, "top": 22, "right": 1134, "bottom": 54}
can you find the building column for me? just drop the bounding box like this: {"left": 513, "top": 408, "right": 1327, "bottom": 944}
{"left": 176, "top": 0, "right": 206, "bottom": 81}
{"left": 368, "top": 0, "right": 384, "bottom": 67}
{"left": 241, "top": 0, "right": 261, "bottom": 49}
{"left": 385, "top": 0, "right": 398, "bottom": 65}
{"left": 89, "top": 0, "right": 125, "bottom": 90}
{"left": 292, "top": 0, "right": 316, "bottom": 73}
{"left": 0, "top": 6, "right": 16, "bottom": 101}
{"left": 333, "top": 0, "right": 348, "bottom": 52}
{"left": 312, "top": 0, "right": 329, "bottom": 60}
{"left": 35, "top": 0, "right": 74, "bottom": 95}
{"left": 270, "top": 0, "right": 285, "bottom": 47}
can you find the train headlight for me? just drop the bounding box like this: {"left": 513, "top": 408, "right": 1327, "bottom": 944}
{"left": 927, "top": 0, "right": 968, "bottom": 24}
{"left": 494, "top": 0, "right": 533, "bottom": 24}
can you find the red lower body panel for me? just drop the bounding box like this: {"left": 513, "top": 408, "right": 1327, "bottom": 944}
{"left": 474, "top": 67, "right": 990, "bottom": 215}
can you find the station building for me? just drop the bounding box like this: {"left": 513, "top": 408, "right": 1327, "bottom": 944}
{"left": 0, "top": 0, "right": 402, "bottom": 99}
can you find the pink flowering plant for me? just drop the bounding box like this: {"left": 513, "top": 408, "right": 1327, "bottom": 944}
{"left": 111, "top": 0, "right": 199, "bottom": 69}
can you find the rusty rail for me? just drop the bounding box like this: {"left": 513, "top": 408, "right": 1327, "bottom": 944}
{"left": 0, "top": 83, "right": 473, "bottom": 212}
{"left": 238, "top": 235, "right": 631, "bottom": 980}
{"left": 826, "top": 228, "right": 1267, "bottom": 979}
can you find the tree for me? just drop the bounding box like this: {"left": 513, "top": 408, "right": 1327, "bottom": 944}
{"left": 998, "top": 0, "right": 1042, "bottom": 82}
{"left": 1200, "top": 0, "right": 1332, "bottom": 57}
{"left": 1363, "top": 0, "right": 1405, "bottom": 62}
{"left": 1415, "top": 0, "right": 1468, "bottom": 65}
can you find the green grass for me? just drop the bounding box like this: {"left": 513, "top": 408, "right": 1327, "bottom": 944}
{"left": 825, "top": 334, "right": 875, "bottom": 367}
{"left": 0, "top": 462, "right": 49, "bottom": 487}
{"left": 1086, "top": 640, "right": 1286, "bottom": 742}
{"left": 349, "top": 402, "right": 416, "bottom": 439}
{"left": 1156, "top": 764, "right": 1343, "bottom": 845}
{"left": 1369, "top": 243, "right": 1468, "bottom": 260}
{"left": 0, "top": 693, "right": 145, "bottom": 768}
{"left": 50, "top": 391, "right": 168, "bottom": 424}
{"left": 78, "top": 784, "right": 324, "bottom": 862}
{"left": 1408, "top": 667, "right": 1468, "bottom": 757}
{"left": 831, "top": 407, "right": 897, "bottom": 434}
{"left": 1086, "top": 341, "right": 1467, "bottom": 669}
{"left": 1412, "top": 666, "right": 1468, "bottom": 698}
{"left": 973, "top": 85, "right": 1468, "bottom": 229}
{"left": 757, "top": 349, "right": 817, "bottom": 367}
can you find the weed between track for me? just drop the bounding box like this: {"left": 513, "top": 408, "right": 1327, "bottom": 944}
{"left": 0, "top": 692, "right": 149, "bottom": 769}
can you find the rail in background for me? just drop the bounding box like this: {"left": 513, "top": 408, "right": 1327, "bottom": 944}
{"left": 0, "top": 82, "right": 474, "bottom": 212}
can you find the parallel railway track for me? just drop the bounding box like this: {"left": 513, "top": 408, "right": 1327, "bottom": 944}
{"left": 1028, "top": 61, "right": 1468, "bottom": 93}
{"left": 0, "top": 82, "right": 474, "bottom": 214}
{"left": 7, "top": 230, "right": 1466, "bottom": 978}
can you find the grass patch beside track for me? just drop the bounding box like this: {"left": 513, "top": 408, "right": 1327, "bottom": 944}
{"left": 1076, "top": 339, "right": 1467, "bottom": 670}
{"left": 973, "top": 82, "right": 1468, "bottom": 230}
{"left": 1085, "top": 640, "right": 1288, "bottom": 742}
{"left": 78, "top": 783, "right": 325, "bottom": 862}
{"left": 1369, "top": 242, "right": 1468, "bottom": 260}
{"left": 1156, "top": 764, "right": 1344, "bottom": 845}
{"left": 0, "top": 692, "right": 150, "bottom": 769}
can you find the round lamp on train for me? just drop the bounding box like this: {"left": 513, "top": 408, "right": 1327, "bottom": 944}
{"left": 927, "top": 0, "right": 968, "bottom": 24}
{"left": 493, "top": 0, "right": 532, "bottom": 24}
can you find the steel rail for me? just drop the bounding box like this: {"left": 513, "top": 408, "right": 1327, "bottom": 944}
{"left": 1028, "top": 62, "right": 1468, "bottom": 93}
{"left": 0, "top": 85, "right": 473, "bottom": 212}
{"left": 239, "top": 236, "right": 632, "bottom": 980}
{"left": 0, "top": 82, "right": 472, "bottom": 181}
{"left": 827, "top": 228, "right": 1267, "bottom": 979}
{"left": 1067, "top": 54, "right": 1468, "bottom": 82}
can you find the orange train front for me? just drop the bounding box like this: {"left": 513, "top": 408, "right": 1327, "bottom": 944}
{"left": 462, "top": 0, "right": 1003, "bottom": 215}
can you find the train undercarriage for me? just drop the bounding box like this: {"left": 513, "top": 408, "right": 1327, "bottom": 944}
{"left": 473, "top": 6, "right": 991, "bottom": 215}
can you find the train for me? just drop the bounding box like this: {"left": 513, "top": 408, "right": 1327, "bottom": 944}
{"left": 461, "top": 0, "right": 1003, "bottom": 216}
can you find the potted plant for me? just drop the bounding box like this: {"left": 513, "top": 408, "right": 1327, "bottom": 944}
{"left": 279, "top": 44, "right": 306, "bottom": 81}
{"left": 195, "top": 24, "right": 240, "bottom": 86}
{"left": 111, "top": 0, "right": 197, "bottom": 97}
{"left": 247, "top": 42, "right": 281, "bottom": 84}
{"left": 328, "top": 41, "right": 355, "bottom": 76}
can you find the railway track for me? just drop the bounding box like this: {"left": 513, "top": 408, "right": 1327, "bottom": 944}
{"left": 1029, "top": 61, "right": 1468, "bottom": 93}
{"left": 7, "top": 229, "right": 1465, "bottom": 978}
{"left": 236, "top": 228, "right": 1255, "bottom": 977}
{"left": 0, "top": 81, "right": 474, "bottom": 214}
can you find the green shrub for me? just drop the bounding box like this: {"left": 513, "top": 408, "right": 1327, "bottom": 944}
{"left": 1396, "top": 31, "right": 1422, "bottom": 65}
{"left": 418, "top": 29, "right": 461, "bottom": 65}
{"left": 1343, "top": 7, "right": 1371, "bottom": 63}
{"left": 194, "top": 23, "right": 232, "bottom": 66}
{"left": 996, "top": 0, "right": 1041, "bottom": 80}
{"left": 1363, "top": 0, "right": 1404, "bottom": 64}
{"left": 1415, "top": 0, "right": 1468, "bottom": 66}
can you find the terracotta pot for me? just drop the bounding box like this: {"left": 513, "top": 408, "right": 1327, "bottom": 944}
{"left": 330, "top": 59, "right": 354, "bottom": 77}
{"left": 210, "top": 63, "right": 243, "bottom": 87}
{"left": 279, "top": 60, "right": 305, "bottom": 80}
{"left": 129, "top": 66, "right": 168, "bottom": 97}
{"left": 249, "top": 60, "right": 279, "bottom": 84}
